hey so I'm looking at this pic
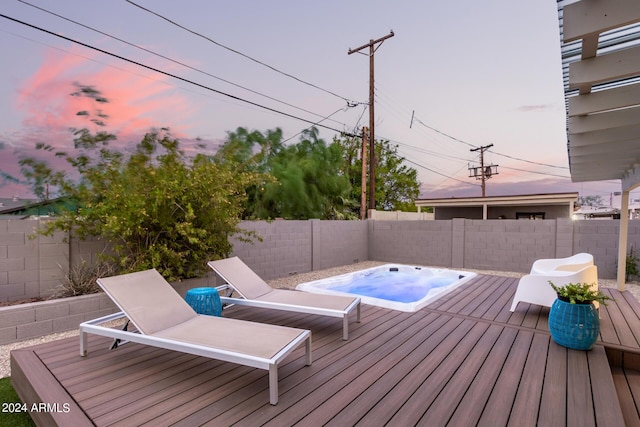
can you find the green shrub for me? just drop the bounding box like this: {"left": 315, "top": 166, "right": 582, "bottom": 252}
{"left": 20, "top": 86, "right": 263, "bottom": 281}
{"left": 626, "top": 247, "right": 639, "bottom": 281}
{"left": 549, "top": 281, "right": 610, "bottom": 305}
{"left": 49, "top": 259, "right": 116, "bottom": 298}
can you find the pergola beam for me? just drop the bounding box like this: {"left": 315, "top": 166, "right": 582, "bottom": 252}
{"left": 569, "top": 140, "right": 640, "bottom": 157}
{"left": 568, "top": 124, "right": 640, "bottom": 147}
{"left": 569, "top": 45, "right": 640, "bottom": 90}
{"left": 568, "top": 81, "right": 640, "bottom": 116}
{"left": 568, "top": 105, "right": 640, "bottom": 133}
{"left": 563, "top": 0, "right": 640, "bottom": 42}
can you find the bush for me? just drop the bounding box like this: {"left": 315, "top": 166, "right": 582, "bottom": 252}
{"left": 49, "top": 260, "right": 116, "bottom": 298}
{"left": 549, "top": 281, "right": 610, "bottom": 305}
{"left": 20, "top": 86, "right": 263, "bottom": 281}
{"left": 626, "top": 247, "right": 639, "bottom": 281}
{"left": 34, "top": 130, "right": 261, "bottom": 281}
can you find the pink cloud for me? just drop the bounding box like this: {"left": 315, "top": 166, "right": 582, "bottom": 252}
{"left": 15, "top": 47, "right": 194, "bottom": 144}
{"left": 1, "top": 46, "right": 218, "bottom": 197}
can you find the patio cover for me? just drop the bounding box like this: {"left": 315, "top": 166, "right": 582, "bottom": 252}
{"left": 558, "top": 0, "right": 640, "bottom": 288}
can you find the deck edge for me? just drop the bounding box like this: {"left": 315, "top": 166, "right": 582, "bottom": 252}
{"left": 11, "top": 348, "right": 93, "bottom": 426}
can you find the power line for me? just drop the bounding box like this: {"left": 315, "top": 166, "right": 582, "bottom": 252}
{"left": 486, "top": 149, "right": 569, "bottom": 170}
{"left": 125, "top": 0, "right": 364, "bottom": 107}
{"left": 500, "top": 165, "right": 571, "bottom": 179}
{"left": 388, "top": 138, "right": 473, "bottom": 163}
{"left": 0, "top": 13, "right": 359, "bottom": 138}
{"left": 351, "top": 105, "right": 368, "bottom": 135}
{"left": 377, "top": 133, "right": 578, "bottom": 187}
{"left": 413, "top": 117, "right": 477, "bottom": 148}
{"left": 4, "top": 9, "right": 571, "bottom": 188}
{"left": 412, "top": 114, "right": 569, "bottom": 170}
{"left": 282, "top": 106, "right": 346, "bottom": 144}
{"left": 374, "top": 140, "right": 479, "bottom": 187}
{"left": 16, "top": 0, "right": 351, "bottom": 129}
{"left": 402, "top": 157, "right": 480, "bottom": 187}
{"left": 372, "top": 90, "right": 571, "bottom": 172}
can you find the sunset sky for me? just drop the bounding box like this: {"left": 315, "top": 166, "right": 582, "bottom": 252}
{"left": 0, "top": 1, "right": 629, "bottom": 203}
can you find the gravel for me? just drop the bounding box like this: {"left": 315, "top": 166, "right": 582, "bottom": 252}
{"left": 3, "top": 260, "right": 639, "bottom": 379}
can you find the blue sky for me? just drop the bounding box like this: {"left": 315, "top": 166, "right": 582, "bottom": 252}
{"left": 0, "top": 0, "right": 626, "bottom": 202}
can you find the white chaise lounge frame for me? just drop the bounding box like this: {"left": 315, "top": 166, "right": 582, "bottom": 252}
{"left": 79, "top": 269, "right": 312, "bottom": 405}
{"left": 208, "top": 257, "right": 361, "bottom": 340}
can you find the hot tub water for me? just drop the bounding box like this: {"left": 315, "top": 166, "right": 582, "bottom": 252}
{"left": 296, "top": 264, "right": 477, "bottom": 312}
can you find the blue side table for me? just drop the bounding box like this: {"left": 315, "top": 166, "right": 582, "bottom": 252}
{"left": 185, "top": 287, "right": 222, "bottom": 316}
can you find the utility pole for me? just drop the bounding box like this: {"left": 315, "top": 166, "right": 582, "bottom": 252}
{"left": 348, "top": 31, "right": 394, "bottom": 212}
{"left": 360, "top": 127, "right": 368, "bottom": 220}
{"left": 469, "top": 144, "right": 498, "bottom": 197}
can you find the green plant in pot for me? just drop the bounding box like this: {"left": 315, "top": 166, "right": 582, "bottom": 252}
{"left": 547, "top": 281, "right": 610, "bottom": 351}
{"left": 549, "top": 282, "right": 610, "bottom": 305}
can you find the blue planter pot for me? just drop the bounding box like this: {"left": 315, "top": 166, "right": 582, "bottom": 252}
{"left": 548, "top": 297, "right": 600, "bottom": 350}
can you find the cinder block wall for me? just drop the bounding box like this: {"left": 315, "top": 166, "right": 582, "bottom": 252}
{"left": 4, "top": 217, "right": 640, "bottom": 345}
{"left": 368, "top": 220, "right": 453, "bottom": 267}
{"left": 463, "top": 219, "right": 558, "bottom": 272}
{"left": 4, "top": 218, "right": 640, "bottom": 304}
{"left": 0, "top": 276, "right": 212, "bottom": 345}
{"left": 0, "top": 219, "right": 69, "bottom": 303}
{"left": 367, "top": 218, "right": 640, "bottom": 278}
{"left": 229, "top": 220, "right": 313, "bottom": 281}
{"left": 229, "top": 220, "right": 368, "bottom": 281}
{"left": 0, "top": 293, "right": 117, "bottom": 344}
{"left": 313, "top": 220, "right": 368, "bottom": 270}
{"left": 572, "top": 220, "right": 640, "bottom": 278}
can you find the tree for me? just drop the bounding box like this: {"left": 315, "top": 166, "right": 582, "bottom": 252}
{"left": 373, "top": 140, "right": 420, "bottom": 211}
{"left": 19, "top": 85, "right": 260, "bottom": 280}
{"left": 214, "top": 127, "right": 282, "bottom": 218}
{"left": 336, "top": 135, "right": 420, "bottom": 216}
{"left": 216, "top": 127, "right": 356, "bottom": 220}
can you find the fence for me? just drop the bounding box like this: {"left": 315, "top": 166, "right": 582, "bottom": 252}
{"left": 368, "top": 209, "right": 434, "bottom": 221}
{"left": 1, "top": 217, "right": 639, "bottom": 344}
{"left": 2, "top": 217, "right": 638, "bottom": 303}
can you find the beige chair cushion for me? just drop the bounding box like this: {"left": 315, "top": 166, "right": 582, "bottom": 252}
{"left": 153, "top": 316, "right": 304, "bottom": 359}
{"left": 97, "top": 269, "right": 197, "bottom": 335}
{"left": 208, "top": 257, "right": 273, "bottom": 299}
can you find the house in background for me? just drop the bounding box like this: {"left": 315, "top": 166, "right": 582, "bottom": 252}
{"left": 0, "top": 197, "right": 70, "bottom": 219}
{"left": 415, "top": 192, "right": 578, "bottom": 220}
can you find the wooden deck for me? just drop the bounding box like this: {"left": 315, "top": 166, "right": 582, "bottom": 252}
{"left": 11, "top": 274, "right": 640, "bottom": 426}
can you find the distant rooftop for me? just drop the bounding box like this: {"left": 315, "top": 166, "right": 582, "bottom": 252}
{"left": 0, "top": 197, "right": 38, "bottom": 214}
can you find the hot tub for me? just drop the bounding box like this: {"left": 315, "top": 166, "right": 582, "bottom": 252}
{"left": 296, "top": 264, "right": 477, "bottom": 312}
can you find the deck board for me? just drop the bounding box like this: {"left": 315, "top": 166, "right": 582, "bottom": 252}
{"left": 446, "top": 326, "right": 518, "bottom": 426}
{"left": 589, "top": 346, "right": 627, "bottom": 427}
{"left": 10, "top": 274, "right": 640, "bottom": 426}
{"left": 511, "top": 332, "right": 550, "bottom": 426}
{"left": 611, "top": 366, "right": 640, "bottom": 427}
{"left": 539, "top": 339, "right": 568, "bottom": 427}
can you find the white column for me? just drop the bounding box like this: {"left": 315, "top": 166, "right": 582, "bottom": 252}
{"left": 617, "top": 190, "right": 630, "bottom": 291}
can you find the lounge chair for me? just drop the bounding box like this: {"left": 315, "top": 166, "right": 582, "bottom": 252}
{"left": 79, "top": 269, "right": 311, "bottom": 405}
{"left": 207, "top": 257, "right": 361, "bottom": 340}
{"left": 530, "top": 252, "right": 594, "bottom": 275}
{"left": 510, "top": 263, "right": 599, "bottom": 312}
